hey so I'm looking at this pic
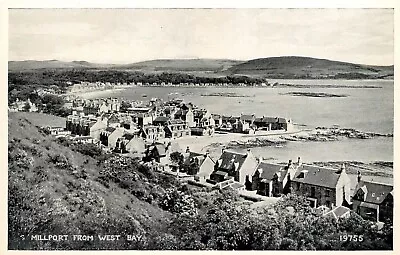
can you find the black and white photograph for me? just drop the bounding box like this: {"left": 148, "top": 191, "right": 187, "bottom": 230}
{"left": 5, "top": 3, "right": 396, "bottom": 251}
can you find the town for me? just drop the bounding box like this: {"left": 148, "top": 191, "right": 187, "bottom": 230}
{"left": 9, "top": 88, "right": 393, "bottom": 228}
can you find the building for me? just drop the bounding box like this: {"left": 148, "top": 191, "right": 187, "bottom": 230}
{"left": 291, "top": 163, "right": 351, "bottom": 209}
{"left": 139, "top": 125, "right": 166, "bottom": 141}
{"left": 251, "top": 159, "right": 298, "bottom": 196}
{"left": 144, "top": 142, "right": 167, "bottom": 163}
{"left": 114, "top": 132, "right": 145, "bottom": 154}
{"left": 212, "top": 114, "right": 223, "bottom": 128}
{"left": 99, "top": 127, "right": 125, "bottom": 149}
{"left": 181, "top": 148, "right": 215, "bottom": 181}
{"left": 164, "top": 119, "right": 191, "bottom": 138}
{"left": 254, "top": 116, "right": 293, "bottom": 131}
{"left": 352, "top": 179, "right": 393, "bottom": 223}
{"left": 10, "top": 98, "right": 38, "bottom": 112}
{"left": 174, "top": 107, "right": 195, "bottom": 127}
{"left": 210, "top": 149, "right": 258, "bottom": 185}
{"left": 240, "top": 114, "right": 256, "bottom": 125}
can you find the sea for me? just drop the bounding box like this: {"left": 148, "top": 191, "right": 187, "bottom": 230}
{"left": 92, "top": 79, "right": 394, "bottom": 163}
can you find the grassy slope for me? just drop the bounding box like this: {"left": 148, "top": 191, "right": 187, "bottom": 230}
{"left": 113, "top": 59, "right": 244, "bottom": 72}
{"left": 228, "top": 56, "right": 394, "bottom": 78}
{"left": 8, "top": 60, "right": 115, "bottom": 71}
{"left": 8, "top": 113, "right": 172, "bottom": 250}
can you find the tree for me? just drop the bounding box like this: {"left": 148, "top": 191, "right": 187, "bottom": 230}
{"left": 23, "top": 102, "right": 31, "bottom": 112}
{"left": 169, "top": 152, "right": 184, "bottom": 170}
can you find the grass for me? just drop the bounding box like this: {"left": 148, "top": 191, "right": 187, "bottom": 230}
{"left": 8, "top": 114, "right": 173, "bottom": 250}
{"left": 9, "top": 112, "right": 66, "bottom": 127}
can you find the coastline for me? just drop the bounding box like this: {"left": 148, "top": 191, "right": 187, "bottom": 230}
{"left": 67, "top": 86, "right": 131, "bottom": 99}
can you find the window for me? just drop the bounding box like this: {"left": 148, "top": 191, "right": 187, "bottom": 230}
{"left": 326, "top": 201, "right": 331, "bottom": 208}
{"left": 311, "top": 187, "right": 316, "bottom": 198}
{"left": 325, "top": 189, "right": 331, "bottom": 197}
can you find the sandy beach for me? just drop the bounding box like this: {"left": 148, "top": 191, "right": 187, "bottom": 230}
{"left": 68, "top": 86, "right": 132, "bottom": 99}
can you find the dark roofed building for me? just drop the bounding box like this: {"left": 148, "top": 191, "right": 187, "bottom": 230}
{"left": 153, "top": 116, "right": 170, "bottom": 126}
{"left": 291, "top": 164, "right": 351, "bottom": 209}
{"left": 251, "top": 160, "right": 298, "bottom": 197}
{"left": 211, "top": 149, "right": 258, "bottom": 185}
{"left": 352, "top": 180, "right": 393, "bottom": 222}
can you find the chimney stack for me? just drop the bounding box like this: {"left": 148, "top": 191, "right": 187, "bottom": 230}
{"left": 297, "top": 157, "right": 302, "bottom": 167}
{"left": 357, "top": 170, "right": 362, "bottom": 183}
{"left": 186, "top": 146, "right": 190, "bottom": 153}
{"left": 288, "top": 159, "right": 292, "bottom": 167}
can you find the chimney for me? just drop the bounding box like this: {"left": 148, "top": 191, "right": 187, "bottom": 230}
{"left": 297, "top": 157, "right": 302, "bottom": 167}
{"left": 357, "top": 170, "right": 362, "bottom": 183}
{"left": 186, "top": 146, "right": 190, "bottom": 153}
{"left": 288, "top": 159, "right": 293, "bottom": 167}
{"left": 222, "top": 147, "right": 225, "bottom": 153}
{"left": 257, "top": 156, "right": 263, "bottom": 163}
{"left": 246, "top": 148, "right": 251, "bottom": 155}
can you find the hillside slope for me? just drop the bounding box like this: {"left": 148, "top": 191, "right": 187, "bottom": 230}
{"left": 8, "top": 60, "right": 114, "bottom": 71}
{"left": 228, "top": 56, "right": 394, "bottom": 79}
{"left": 8, "top": 112, "right": 176, "bottom": 250}
{"left": 113, "top": 59, "right": 244, "bottom": 73}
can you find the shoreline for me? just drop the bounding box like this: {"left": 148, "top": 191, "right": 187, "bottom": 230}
{"left": 67, "top": 86, "right": 131, "bottom": 99}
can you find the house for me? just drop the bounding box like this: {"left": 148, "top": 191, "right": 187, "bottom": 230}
{"left": 164, "top": 119, "right": 191, "bottom": 138}
{"left": 200, "top": 115, "right": 215, "bottom": 128}
{"left": 144, "top": 142, "right": 167, "bottom": 163}
{"left": 212, "top": 114, "right": 223, "bottom": 128}
{"left": 240, "top": 114, "right": 256, "bottom": 125}
{"left": 174, "top": 107, "right": 195, "bottom": 127}
{"left": 251, "top": 159, "right": 298, "bottom": 196}
{"left": 114, "top": 132, "right": 145, "bottom": 154}
{"left": 193, "top": 109, "right": 211, "bottom": 127}
{"left": 86, "top": 119, "right": 107, "bottom": 140}
{"left": 190, "top": 127, "right": 213, "bottom": 136}
{"left": 152, "top": 116, "right": 170, "bottom": 126}
{"left": 351, "top": 179, "right": 393, "bottom": 223}
{"left": 254, "top": 116, "right": 294, "bottom": 131}
{"left": 99, "top": 127, "right": 125, "bottom": 149}
{"left": 291, "top": 163, "right": 351, "bottom": 209}
{"left": 10, "top": 98, "right": 38, "bottom": 112}
{"left": 210, "top": 149, "right": 258, "bottom": 185}
{"left": 181, "top": 148, "right": 215, "bottom": 181}
{"left": 139, "top": 125, "right": 166, "bottom": 141}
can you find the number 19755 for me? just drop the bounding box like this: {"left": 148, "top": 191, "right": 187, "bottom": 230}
{"left": 340, "top": 234, "right": 363, "bottom": 242}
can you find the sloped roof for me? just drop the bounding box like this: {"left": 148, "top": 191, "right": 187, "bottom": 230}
{"left": 217, "top": 150, "right": 248, "bottom": 171}
{"left": 183, "top": 151, "right": 206, "bottom": 166}
{"left": 324, "top": 206, "right": 350, "bottom": 220}
{"left": 122, "top": 133, "right": 136, "bottom": 141}
{"left": 153, "top": 143, "right": 167, "bottom": 156}
{"left": 255, "top": 162, "right": 284, "bottom": 181}
{"left": 212, "top": 114, "right": 221, "bottom": 120}
{"left": 105, "top": 127, "right": 116, "bottom": 133}
{"left": 153, "top": 116, "right": 169, "bottom": 123}
{"left": 292, "top": 164, "right": 342, "bottom": 188}
{"left": 354, "top": 181, "right": 393, "bottom": 204}
{"left": 240, "top": 115, "right": 255, "bottom": 121}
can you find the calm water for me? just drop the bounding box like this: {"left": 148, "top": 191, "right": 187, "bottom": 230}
{"left": 95, "top": 79, "right": 394, "bottom": 162}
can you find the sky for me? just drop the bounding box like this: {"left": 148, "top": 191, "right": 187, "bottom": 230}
{"left": 8, "top": 8, "right": 394, "bottom": 65}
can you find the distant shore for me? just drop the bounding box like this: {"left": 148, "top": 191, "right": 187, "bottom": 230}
{"left": 67, "top": 86, "right": 131, "bottom": 99}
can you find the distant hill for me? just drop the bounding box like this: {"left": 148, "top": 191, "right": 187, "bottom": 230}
{"left": 228, "top": 56, "right": 394, "bottom": 79}
{"left": 8, "top": 60, "right": 115, "bottom": 71}
{"left": 8, "top": 56, "right": 393, "bottom": 79}
{"left": 112, "top": 59, "right": 244, "bottom": 73}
